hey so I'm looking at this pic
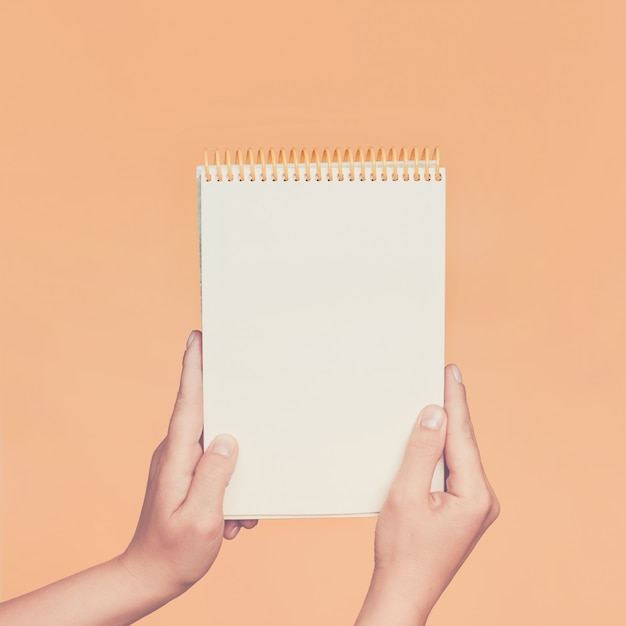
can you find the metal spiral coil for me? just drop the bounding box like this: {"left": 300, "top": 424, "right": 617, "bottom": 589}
{"left": 203, "top": 147, "right": 441, "bottom": 183}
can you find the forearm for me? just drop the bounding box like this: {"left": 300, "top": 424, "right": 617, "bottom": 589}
{"left": 0, "top": 555, "right": 179, "bottom": 626}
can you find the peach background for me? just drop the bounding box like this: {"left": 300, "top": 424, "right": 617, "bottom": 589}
{"left": 1, "top": 0, "right": 625, "bottom": 624}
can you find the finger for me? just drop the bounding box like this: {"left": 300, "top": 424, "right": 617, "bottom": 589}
{"left": 239, "top": 519, "right": 259, "bottom": 529}
{"left": 443, "top": 364, "right": 487, "bottom": 497}
{"left": 223, "top": 518, "right": 257, "bottom": 539}
{"left": 387, "top": 405, "right": 447, "bottom": 501}
{"left": 186, "top": 433, "right": 238, "bottom": 517}
{"left": 224, "top": 520, "right": 241, "bottom": 540}
{"left": 148, "top": 439, "right": 166, "bottom": 482}
{"left": 167, "top": 331, "right": 204, "bottom": 450}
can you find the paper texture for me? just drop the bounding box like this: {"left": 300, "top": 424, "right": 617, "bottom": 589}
{"left": 198, "top": 163, "right": 446, "bottom": 518}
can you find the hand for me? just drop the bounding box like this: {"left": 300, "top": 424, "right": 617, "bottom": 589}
{"left": 0, "top": 331, "right": 258, "bottom": 626}
{"left": 118, "top": 330, "right": 257, "bottom": 600}
{"left": 356, "top": 364, "right": 499, "bottom": 625}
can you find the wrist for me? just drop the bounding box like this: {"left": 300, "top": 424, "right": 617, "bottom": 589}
{"left": 115, "top": 548, "right": 189, "bottom": 610}
{"left": 355, "top": 568, "right": 434, "bottom": 626}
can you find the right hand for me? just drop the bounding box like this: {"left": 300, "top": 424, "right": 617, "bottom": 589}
{"left": 356, "top": 364, "right": 499, "bottom": 625}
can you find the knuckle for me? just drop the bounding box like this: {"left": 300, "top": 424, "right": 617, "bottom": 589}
{"left": 159, "top": 441, "right": 176, "bottom": 465}
{"left": 185, "top": 510, "right": 223, "bottom": 537}
{"left": 383, "top": 484, "right": 410, "bottom": 512}
{"left": 172, "top": 394, "right": 187, "bottom": 414}
{"left": 210, "top": 463, "right": 235, "bottom": 487}
{"left": 407, "top": 433, "right": 441, "bottom": 456}
{"left": 487, "top": 494, "right": 501, "bottom": 524}
{"left": 173, "top": 390, "right": 201, "bottom": 414}
{"left": 462, "top": 418, "right": 476, "bottom": 442}
{"left": 465, "top": 487, "right": 494, "bottom": 521}
{"left": 148, "top": 440, "right": 166, "bottom": 477}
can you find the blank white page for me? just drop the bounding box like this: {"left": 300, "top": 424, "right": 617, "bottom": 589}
{"left": 198, "top": 159, "right": 445, "bottom": 518}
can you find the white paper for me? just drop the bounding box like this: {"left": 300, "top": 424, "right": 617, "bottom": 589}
{"left": 198, "top": 162, "right": 446, "bottom": 518}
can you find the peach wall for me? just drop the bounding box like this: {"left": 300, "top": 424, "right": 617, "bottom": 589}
{"left": 1, "top": 1, "right": 625, "bottom": 624}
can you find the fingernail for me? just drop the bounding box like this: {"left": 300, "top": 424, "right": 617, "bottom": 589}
{"left": 230, "top": 525, "right": 241, "bottom": 539}
{"left": 420, "top": 405, "right": 444, "bottom": 430}
{"left": 210, "top": 434, "right": 235, "bottom": 457}
{"left": 451, "top": 363, "right": 463, "bottom": 384}
{"left": 186, "top": 331, "right": 195, "bottom": 348}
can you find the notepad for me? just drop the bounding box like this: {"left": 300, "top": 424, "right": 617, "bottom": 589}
{"left": 198, "top": 147, "right": 446, "bottom": 519}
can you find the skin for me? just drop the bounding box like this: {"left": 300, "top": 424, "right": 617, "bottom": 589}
{"left": 0, "top": 334, "right": 498, "bottom": 625}
{"left": 355, "top": 364, "right": 500, "bottom": 625}
{"left": 0, "top": 331, "right": 257, "bottom": 625}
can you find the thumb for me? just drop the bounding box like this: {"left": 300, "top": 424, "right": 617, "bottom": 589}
{"left": 185, "top": 434, "right": 238, "bottom": 517}
{"left": 391, "top": 405, "right": 447, "bottom": 497}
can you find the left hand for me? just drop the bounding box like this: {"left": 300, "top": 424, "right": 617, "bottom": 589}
{"left": 118, "top": 330, "right": 257, "bottom": 599}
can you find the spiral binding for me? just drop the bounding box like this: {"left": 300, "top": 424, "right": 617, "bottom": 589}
{"left": 203, "top": 147, "right": 442, "bottom": 183}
